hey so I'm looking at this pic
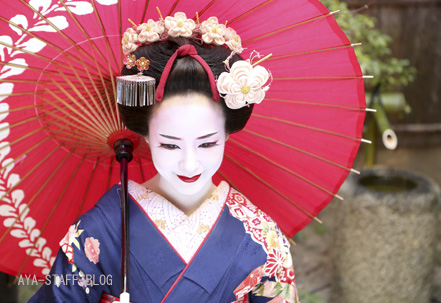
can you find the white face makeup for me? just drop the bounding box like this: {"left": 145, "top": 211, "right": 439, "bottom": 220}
{"left": 147, "top": 93, "right": 227, "bottom": 198}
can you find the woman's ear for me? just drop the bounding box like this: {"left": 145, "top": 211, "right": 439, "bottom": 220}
{"left": 144, "top": 136, "right": 150, "bottom": 144}
{"left": 225, "top": 134, "right": 229, "bottom": 141}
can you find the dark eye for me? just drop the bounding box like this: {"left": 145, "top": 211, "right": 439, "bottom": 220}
{"left": 159, "top": 144, "right": 180, "bottom": 150}
{"left": 199, "top": 142, "right": 218, "bottom": 148}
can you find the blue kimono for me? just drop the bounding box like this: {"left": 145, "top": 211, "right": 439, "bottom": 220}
{"left": 30, "top": 183, "right": 299, "bottom": 302}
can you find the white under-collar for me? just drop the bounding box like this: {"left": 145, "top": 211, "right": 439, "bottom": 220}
{"left": 128, "top": 180, "right": 229, "bottom": 263}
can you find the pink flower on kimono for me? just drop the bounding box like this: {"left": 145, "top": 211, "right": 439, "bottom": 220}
{"left": 84, "top": 237, "right": 100, "bottom": 264}
{"left": 234, "top": 266, "right": 263, "bottom": 299}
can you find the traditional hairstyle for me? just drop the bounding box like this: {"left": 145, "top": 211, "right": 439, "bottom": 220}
{"left": 118, "top": 38, "right": 254, "bottom": 136}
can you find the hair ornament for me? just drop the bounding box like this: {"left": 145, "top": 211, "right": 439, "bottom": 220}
{"left": 135, "top": 57, "right": 150, "bottom": 72}
{"left": 121, "top": 10, "right": 244, "bottom": 58}
{"left": 124, "top": 54, "right": 137, "bottom": 69}
{"left": 217, "top": 53, "right": 272, "bottom": 109}
{"left": 165, "top": 12, "right": 196, "bottom": 38}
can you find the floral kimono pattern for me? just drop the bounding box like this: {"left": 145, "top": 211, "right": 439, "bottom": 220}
{"left": 30, "top": 182, "right": 299, "bottom": 302}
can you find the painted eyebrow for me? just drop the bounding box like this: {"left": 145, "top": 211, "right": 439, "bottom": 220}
{"left": 159, "top": 132, "right": 218, "bottom": 140}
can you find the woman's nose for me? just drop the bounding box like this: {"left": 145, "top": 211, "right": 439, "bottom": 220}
{"left": 179, "top": 148, "right": 200, "bottom": 174}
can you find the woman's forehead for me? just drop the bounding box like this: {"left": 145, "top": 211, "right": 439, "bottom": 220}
{"left": 149, "top": 93, "right": 225, "bottom": 136}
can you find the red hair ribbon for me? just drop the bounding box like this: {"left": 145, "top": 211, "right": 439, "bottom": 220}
{"left": 155, "top": 44, "right": 220, "bottom": 102}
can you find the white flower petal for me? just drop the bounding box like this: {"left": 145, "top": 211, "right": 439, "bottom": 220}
{"left": 10, "top": 15, "right": 28, "bottom": 35}
{"left": 30, "top": 16, "right": 69, "bottom": 32}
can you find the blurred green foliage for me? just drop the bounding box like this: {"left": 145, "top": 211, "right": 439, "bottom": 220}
{"left": 298, "top": 289, "right": 326, "bottom": 303}
{"left": 321, "top": 0, "right": 417, "bottom": 91}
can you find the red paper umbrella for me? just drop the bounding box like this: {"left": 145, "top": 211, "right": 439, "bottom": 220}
{"left": 0, "top": 0, "right": 367, "bottom": 280}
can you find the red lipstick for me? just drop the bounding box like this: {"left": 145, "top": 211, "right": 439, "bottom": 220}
{"left": 177, "top": 174, "right": 201, "bottom": 183}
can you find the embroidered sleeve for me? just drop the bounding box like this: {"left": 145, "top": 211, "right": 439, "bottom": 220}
{"left": 232, "top": 234, "right": 300, "bottom": 303}
{"left": 29, "top": 217, "right": 109, "bottom": 303}
{"left": 226, "top": 190, "right": 300, "bottom": 302}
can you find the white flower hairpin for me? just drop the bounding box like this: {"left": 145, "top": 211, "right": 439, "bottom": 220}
{"left": 121, "top": 9, "right": 244, "bottom": 57}
{"left": 217, "top": 53, "right": 272, "bottom": 109}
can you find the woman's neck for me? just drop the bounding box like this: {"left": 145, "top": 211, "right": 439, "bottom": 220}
{"left": 143, "top": 174, "right": 216, "bottom": 216}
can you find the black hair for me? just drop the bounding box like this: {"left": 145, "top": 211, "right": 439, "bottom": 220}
{"left": 118, "top": 38, "right": 254, "bottom": 136}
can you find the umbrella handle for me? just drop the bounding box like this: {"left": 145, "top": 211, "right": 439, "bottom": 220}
{"left": 114, "top": 139, "right": 134, "bottom": 302}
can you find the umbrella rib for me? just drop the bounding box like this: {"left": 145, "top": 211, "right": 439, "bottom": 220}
{"left": 265, "top": 98, "right": 366, "bottom": 111}
{"left": 0, "top": 17, "right": 109, "bottom": 76}
{"left": 0, "top": 40, "right": 105, "bottom": 79}
{"left": 243, "top": 128, "right": 355, "bottom": 173}
{"left": 59, "top": 0, "right": 119, "bottom": 76}
{"left": 134, "top": 153, "right": 152, "bottom": 162}
{"left": 274, "top": 76, "right": 364, "bottom": 80}
{"left": 40, "top": 119, "right": 108, "bottom": 149}
{"left": 227, "top": 0, "right": 274, "bottom": 25}
{"left": 194, "top": 0, "right": 218, "bottom": 19}
{"left": 83, "top": 153, "right": 112, "bottom": 160}
{"left": 252, "top": 113, "right": 363, "bottom": 142}
{"left": 60, "top": 0, "right": 117, "bottom": 130}
{"left": 0, "top": 127, "right": 46, "bottom": 155}
{"left": 38, "top": 112, "right": 105, "bottom": 146}
{"left": 118, "top": 0, "right": 123, "bottom": 65}
{"left": 53, "top": 59, "right": 116, "bottom": 134}
{"left": 14, "top": 149, "right": 81, "bottom": 279}
{"left": 167, "top": 0, "right": 181, "bottom": 16}
{"left": 229, "top": 138, "right": 343, "bottom": 200}
{"left": 0, "top": 79, "right": 61, "bottom": 85}
{"left": 0, "top": 136, "right": 52, "bottom": 177}
{"left": 75, "top": 156, "right": 99, "bottom": 220}
{"left": 0, "top": 60, "right": 103, "bottom": 83}
{"left": 139, "top": 0, "right": 151, "bottom": 23}
{"left": 0, "top": 88, "right": 93, "bottom": 100}
{"left": 137, "top": 156, "right": 146, "bottom": 183}
{"left": 92, "top": 0, "right": 121, "bottom": 79}
{"left": 268, "top": 44, "right": 359, "bottom": 61}
{"left": 0, "top": 116, "right": 41, "bottom": 133}
{"left": 0, "top": 104, "right": 36, "bottom": 113}
{"left": 40, "top": 79, "right": 111, "bottom": 133}
{"left": 243, "top": 11, "right": 334, "bottom": 44}
{"left": 19, "top": 0, "right": 107, "bottom": 71}
{"left": 38, "top": 94, "right": 109, "bottom": 140}
{"left": 222, "top": 154, "right": 320, "bottom": 222}
{"left": 0, "top": 143, "right": 62, "bottom": 244}
{"left": 106, "top": 157, "right": 115, "bottom": 191}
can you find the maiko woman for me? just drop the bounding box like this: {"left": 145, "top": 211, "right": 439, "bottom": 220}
{"left": 31, "top": 12, "right": 299, "bottom": 303}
